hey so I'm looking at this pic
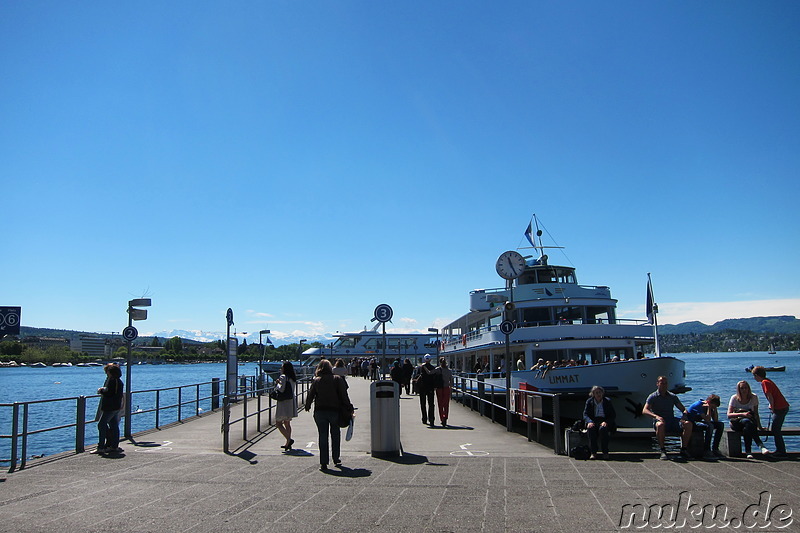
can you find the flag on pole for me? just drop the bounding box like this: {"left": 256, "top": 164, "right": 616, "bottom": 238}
{"left": 524, "top": 222, "right": 535, "bottom": 247}
{"left": 646, "top": 277, "right": 657, "bottom": 324}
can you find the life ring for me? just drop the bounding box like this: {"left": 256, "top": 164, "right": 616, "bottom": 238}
{"left": 462, "top": 334, "right": 467, "bottom": 347}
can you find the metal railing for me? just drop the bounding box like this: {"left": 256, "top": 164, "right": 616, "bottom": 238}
{"left": 452, "top": 372, "right": 562, "bottom": 454}
{"left": 221, "top": 374, "right": 310, "bottom": 454}
{"left": 1, "top": 377, "right": 226, "bottom": 472}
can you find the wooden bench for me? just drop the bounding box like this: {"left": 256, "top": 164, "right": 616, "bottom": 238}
{"left": 563, "top": 427, "right": 705, "bottom": 457}
{"left": 721, "top": 426, "right": 800, "bottom": 457}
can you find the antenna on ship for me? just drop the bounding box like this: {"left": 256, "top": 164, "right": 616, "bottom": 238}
{"left": 523, "top": 214, "right": 562, "bottom": 265}
{"left": 647, "top": 273, "right": 661, "bottom": 357}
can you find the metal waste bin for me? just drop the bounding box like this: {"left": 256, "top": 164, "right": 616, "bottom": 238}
{"left": 370, "top": 380, "right": 400, "bottom": 457}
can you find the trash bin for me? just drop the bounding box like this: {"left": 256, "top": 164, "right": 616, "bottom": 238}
{"left": 370, "top": 380, "right": 400, "bottom": 457}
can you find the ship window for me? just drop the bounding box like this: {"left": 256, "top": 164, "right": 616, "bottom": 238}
{"left": 586, "top": 307, "right": 610, "bottom": 324}
{"left": 363, "top": 339, "right": 384, "bottom": 350}
{"left": 604, "top": 348, "right": 632, "bottom": 362}
{"left": 522, "top": 307, "right": 551, "bottom": 326}
{"left": 334, "top": 336, "right": 360, "bottom": 349}
{"left": 555, "top": 306, "right": 582, "bottom": 324}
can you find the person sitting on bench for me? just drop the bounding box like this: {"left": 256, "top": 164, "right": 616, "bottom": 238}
{"left": 582, "top": 385, "right": 616, "bottom": 460}
{"left": 642, "top": 376, "right": 693, "bottom": 460}
{"left": 727, "top": 380, "right": 768, "bottom": 459}
{"left": 686, "top": 394, "right": 725, "bottom": 459}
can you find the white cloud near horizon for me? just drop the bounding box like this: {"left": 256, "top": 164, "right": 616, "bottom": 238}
{"left": 620, "top": 299, "right": 800, "bottom": 326}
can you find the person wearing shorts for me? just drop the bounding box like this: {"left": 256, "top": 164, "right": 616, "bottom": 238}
{"left": 643, "top": 376, "right": 693, "bottom": 460}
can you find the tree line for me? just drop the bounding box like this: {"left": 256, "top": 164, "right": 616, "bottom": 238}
{"left": 0, "top": 338, "right": 325, "bottom": 364}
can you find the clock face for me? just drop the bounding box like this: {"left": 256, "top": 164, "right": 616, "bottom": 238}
{"left": 496, "top": 250, "right": 526, "bottom": 280}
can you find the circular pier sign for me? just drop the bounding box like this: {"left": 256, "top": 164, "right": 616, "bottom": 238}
{"left": 122, "top": 326, "right": 139, "bottom": 342}
{"left": 499, "top": 320, "right": 515, "bottom": 335}
{"left": 374, "top": 304, "right": 393, "bottom": 323}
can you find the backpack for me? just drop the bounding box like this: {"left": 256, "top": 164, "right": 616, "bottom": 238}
{"left": 570, "top": 445, "right": 591, "bottom": 460}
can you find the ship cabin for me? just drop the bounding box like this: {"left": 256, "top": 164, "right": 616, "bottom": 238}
{"left": 442, "top": 260, "right": 654, "bottom": 369}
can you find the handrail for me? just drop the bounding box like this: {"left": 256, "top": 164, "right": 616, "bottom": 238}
{"left": 221, "top": 374, "right": 311, "bottom": 454}
{"left": 451, "top": 372, "right": 562, "bottom": 454}
{"left": 1, "top": 377, "right": 226, "bottom": 472}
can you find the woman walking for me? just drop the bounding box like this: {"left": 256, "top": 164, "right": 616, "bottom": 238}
{"left": 305, "top": 359, "right": 353, "bottom": 471}
{"left": 434, "top": 357, "right": 453, "bottom": 427}
{"left": 275, "top": 361, "right": 297, "bottom": 450}
{"left": 93, "top": 363, "right": 123, "bottom": 454}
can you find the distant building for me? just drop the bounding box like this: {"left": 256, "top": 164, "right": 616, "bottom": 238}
{"left": 21, "top": 336, "right": 70, "bottom": 350}
{"left": 75, "top": 335, "right": 106, "bottom": 359}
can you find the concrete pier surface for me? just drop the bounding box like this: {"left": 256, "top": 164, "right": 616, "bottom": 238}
{"left": 1, "top": 378, "right": 798, "bottom": 532}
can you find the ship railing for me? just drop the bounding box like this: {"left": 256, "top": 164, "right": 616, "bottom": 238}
{"left": 220, "top": 373, "right": 312, "bottom": 454}
{"left": 451, "top": 373, "right": 563, "bottom": 454}
{"left": 1, "top": 377, "right": 231, "bottom": 473}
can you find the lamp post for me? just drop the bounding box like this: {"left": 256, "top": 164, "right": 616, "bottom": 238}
{"left": 259, "top": 330, "right": 270, "bottom": 369}
{"left": 298, "top": 339, "right": 306, "bottom": 361}
{"left": 428, "top": 327, "right": 440, "bottom": 357}
{"left": 124, "top": 298, "right": 151, "bottom": 440}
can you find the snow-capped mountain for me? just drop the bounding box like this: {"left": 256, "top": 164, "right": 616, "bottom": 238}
{"left": 150, "top": 329, "right": 333, "bottom": 347}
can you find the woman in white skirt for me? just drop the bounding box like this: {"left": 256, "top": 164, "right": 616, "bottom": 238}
{"left": 275, "top": 361, "right": 298, "bottom": 450}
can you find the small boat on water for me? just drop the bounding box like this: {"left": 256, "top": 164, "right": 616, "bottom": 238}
{"left": 745, "top": 364, "right": 785, "bottom": 373}
{"left": 440, "top": 215, "right": 688, "bottom": 428}
{"left": 30, "top": 362, "right": 47, "bottom": 368}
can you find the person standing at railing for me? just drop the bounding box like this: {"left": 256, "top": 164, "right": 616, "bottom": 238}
{"left": 275, "top": 361, "right": 298, "bottom": 451}
{"left": 92, "top": 363, "right": 123, "bottom": 455}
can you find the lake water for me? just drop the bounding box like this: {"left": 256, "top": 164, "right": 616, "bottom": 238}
{"left": 1, "top": 353, "right": 797, "bottom": 462}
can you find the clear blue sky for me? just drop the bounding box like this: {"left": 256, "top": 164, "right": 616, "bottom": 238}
{"left": 2, "top": 2, "right": 799, "bottom": 341}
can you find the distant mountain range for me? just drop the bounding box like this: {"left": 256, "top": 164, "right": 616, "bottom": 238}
{"left": 13, "top": 315, "right": 799, "bottom": 346}
{"left": 15, "top": 326, "right": 333, "bottom": 347}
{"left": 659, "top": 315, "right": 800, "bottom": 335}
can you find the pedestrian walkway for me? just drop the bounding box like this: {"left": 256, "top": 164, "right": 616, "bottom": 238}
{"left": 1, "top": 378, "right": 798, "bottom": 532}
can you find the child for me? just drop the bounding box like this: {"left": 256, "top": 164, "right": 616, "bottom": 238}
{"left": 752, "top": 366, "right": 790, "bottom": 457}
{"left": 686, "top": 394, "right": 725, "bottom": 459}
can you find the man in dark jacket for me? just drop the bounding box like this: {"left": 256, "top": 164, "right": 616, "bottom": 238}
{"left": 415, "top": 355, "right": 437, "bottom": 426}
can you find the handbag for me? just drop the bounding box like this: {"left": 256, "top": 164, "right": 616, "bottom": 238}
{"left": 269, "top": 380, "right": 293, "bottom": 401}
{"left": 338, "top": 403, "right": 354, "bottom": 428}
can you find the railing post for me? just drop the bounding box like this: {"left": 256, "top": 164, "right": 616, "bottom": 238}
{"left": 553, "top": 394, "right": 562, "bottom": 454}
{"left": 212, "top": 378, "right": 220, "bottom": 410}
{"left": 178, "top": 387, "right": 182, "bottom": 422}
{"left": 222, "top": 395, "right": 230, "bottom": 454}
{"left": 21, "top": 403, "right": 29, "bottom": 469}
{"left": 155, "top": 390, "right": 161, "bottom": 429}
{"left": 477, "top": 374, "right": 485, "bottom": 417}
{"left": 195, "top": 384, "right": 200, "bottom": 417}
{"left": 10, "top": 402, "right": 19, "bottom": 472}
{"left": 76, "top": 396, "right": 86, "bottom": 454}
{"left": 242, "top": 393, "right": 248, "bottom": 441}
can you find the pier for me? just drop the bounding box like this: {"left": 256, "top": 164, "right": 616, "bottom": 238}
{"left": 1, "top": 378, "right": 799, "bottom": 532}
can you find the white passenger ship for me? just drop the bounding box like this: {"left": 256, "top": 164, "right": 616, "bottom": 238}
{"left": 441, "top": 217, "right": 687, "bottom": 427}
{"left": 300, "top": 322, "right": 439, "bottom": 364}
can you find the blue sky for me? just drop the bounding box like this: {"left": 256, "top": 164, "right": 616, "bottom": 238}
{"left": 2, "top": 2, "right": 799, "bottom": 341}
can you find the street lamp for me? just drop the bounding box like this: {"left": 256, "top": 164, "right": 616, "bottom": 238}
{"left": 124, "top": 298, "right": 151, "bottom": 440}
{"left": 259, "top": 329, "right": 270, "bottom": 369}
{"left": 428, "top": 327, "right": 440, "bottom": 357}
{"left": 298, "top": 339, "right": 307, "bottom": 360}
